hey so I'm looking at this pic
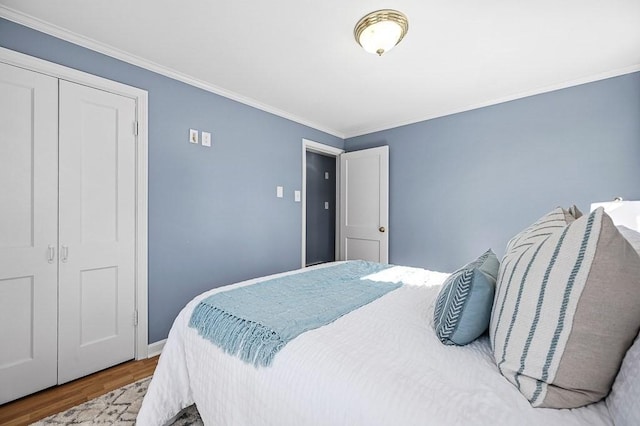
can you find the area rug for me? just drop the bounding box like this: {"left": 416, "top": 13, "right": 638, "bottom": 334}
{"left": 31, "top": 377, "right": 202, "bottom": 425}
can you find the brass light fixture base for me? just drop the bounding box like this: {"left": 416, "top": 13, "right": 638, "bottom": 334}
{"left": 354, "top": 9, "right": 409, "bottom": 56}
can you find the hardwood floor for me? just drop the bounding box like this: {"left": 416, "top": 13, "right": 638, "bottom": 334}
{"left": 0, "top": 356, "right": 158, "bottom": 426}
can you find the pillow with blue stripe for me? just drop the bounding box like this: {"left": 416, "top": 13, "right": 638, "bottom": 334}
{"left": 490, "top": 207, "right": 640, "bottom": 409}
{"left": 433, "top": 249, "right": 500, "bottom": 346}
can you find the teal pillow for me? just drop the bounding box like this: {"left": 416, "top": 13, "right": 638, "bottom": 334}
{"left": 433, "top": 249, "right": 499, "bottom": 346}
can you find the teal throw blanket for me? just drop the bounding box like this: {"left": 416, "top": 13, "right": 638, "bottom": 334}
{"left": 189, "top": 261, "right": 400, "bottom": 367}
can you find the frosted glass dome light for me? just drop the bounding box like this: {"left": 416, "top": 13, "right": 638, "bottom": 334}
{"left": 354, "top": 10, "right": 409, "bottom": 56}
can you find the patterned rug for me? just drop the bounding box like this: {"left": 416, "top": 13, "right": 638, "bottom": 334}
{"left": 30, "top": 377, "right": 202, "bottom": 425}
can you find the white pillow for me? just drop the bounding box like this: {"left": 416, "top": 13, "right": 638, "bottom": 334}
{"left": 606, "top": 226, "right": 640, "bottom": 425}
{"left": 607, "top": 334, "right": 640, "bottom": 426}
{"left": 617, "top": 225, "right": 640, "bottom": 253}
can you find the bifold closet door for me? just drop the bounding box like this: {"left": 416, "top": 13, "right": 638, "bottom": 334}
{"left": 57, "top": 80, "right": 137, "bottom": 384}
{"left": 0, "top": 63, "right": 59, "bottom": 404}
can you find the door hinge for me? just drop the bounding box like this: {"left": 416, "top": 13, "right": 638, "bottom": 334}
{"left": 133, "top": 310, "right": 138, "bottom": 326}
{"left": 133, "top": 121, "right": 139, "bottom": 136}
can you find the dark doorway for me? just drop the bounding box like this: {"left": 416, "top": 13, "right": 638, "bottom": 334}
{"left": 305, "top": 151, "right": 336, "bottom": 266}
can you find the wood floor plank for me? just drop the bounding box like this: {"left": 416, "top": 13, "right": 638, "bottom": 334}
{"left": 0, "top": 356, "right": 158, "bottom": 426}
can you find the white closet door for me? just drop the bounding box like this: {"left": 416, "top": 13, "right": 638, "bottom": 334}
{"left": 0, "top": 63, "right": 58, "bottom": 404}
{"left": 57, "top": 80, "right": 137, "bottom": 383}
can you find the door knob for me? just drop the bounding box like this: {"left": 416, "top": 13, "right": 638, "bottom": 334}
{"left": 379, "top": 226, "right": 386, "bottom": 233}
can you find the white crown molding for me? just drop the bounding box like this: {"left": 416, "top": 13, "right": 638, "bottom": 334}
{"left": 0, "top": 5, "right": 345, "bottom": 139}
{"left": 345, "top": 63, "right": 640, "bottom": 139}
{"left": 3, "top": 5, "right": 637, "bottom": 142}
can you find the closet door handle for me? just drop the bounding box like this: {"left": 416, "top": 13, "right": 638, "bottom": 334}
{"left": 61, "top": 245, "right": 69, "bottom": 263}
{"left": 47, "top": 245, "right": 55, "bottom": 263}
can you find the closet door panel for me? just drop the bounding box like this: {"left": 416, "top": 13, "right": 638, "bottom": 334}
{"left": 58, "top": 80, "right": 136, "bottom": 384}
{"left": 0, "top": 62, "right": 58, "bottom": 404}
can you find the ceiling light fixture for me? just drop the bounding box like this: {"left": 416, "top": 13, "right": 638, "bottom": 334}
{"left": 354, "top": 9, "right": 409, "bottom": 56}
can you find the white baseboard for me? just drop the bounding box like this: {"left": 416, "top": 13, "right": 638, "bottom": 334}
{"left": 148, "top": 339, "right": 166, "bottom": 358}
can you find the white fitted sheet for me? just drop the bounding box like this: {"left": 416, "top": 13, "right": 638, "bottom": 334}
{"left": 137, "top": 263, "right": 613, "bottom": 426}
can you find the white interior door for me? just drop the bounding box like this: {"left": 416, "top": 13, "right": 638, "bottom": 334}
{"left": 0, "top": 63, "right": 59, "bottom": 403}
{"left": 57, "top": 80, "right": 137, "bottom": 383}
{"left": 339, "top": 146, "right": 389, "bottom": 263}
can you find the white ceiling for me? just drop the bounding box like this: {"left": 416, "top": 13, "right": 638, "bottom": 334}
{"left": 2, "top": 0, "right": 639, "bottom": 138}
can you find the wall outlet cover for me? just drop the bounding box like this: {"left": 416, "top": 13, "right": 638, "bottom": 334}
{"left": 189, "top": 129, "right": 198, "bottom": 144}
{"left": 202, "top": 131, "right": 211, "bottom": 147}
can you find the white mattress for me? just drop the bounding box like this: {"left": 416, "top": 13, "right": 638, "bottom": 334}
{"left": 137, "top": 263, "right": 613, "bottom": 426}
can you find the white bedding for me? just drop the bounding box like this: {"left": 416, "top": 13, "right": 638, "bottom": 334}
{"left": 137, "top": 262, "right": 613, "bottom": 426}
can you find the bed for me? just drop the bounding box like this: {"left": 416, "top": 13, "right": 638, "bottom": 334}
{"left": 137, "top": 207, "right": 640, "bottom": 426}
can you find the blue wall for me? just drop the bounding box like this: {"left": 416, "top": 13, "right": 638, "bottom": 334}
{"left": 346, "top": 72, "right": 640, "bottom": 272}
{"left": 3, "top": 18, "right": 639, "bottom": 342}
{"left": 0, "top": 18, "right": 343, "bottom": 342}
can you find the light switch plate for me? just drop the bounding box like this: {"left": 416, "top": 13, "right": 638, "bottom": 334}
{"left": 294, "top": 191, "right": 301, "bottom": 202}
{"left": 324, "top": 201, "right": 329, "bottom": 209}
{"left": 189, "top": 129, "right": 198, "bottom": 144}
{"left": 325, "top": 172, "right": 329, "bottom": 180}
{"left": 277, "top": 186, "right": 284, "bottom": 198}
{"left": 202, "top": 132, "right": 211, "bottom": 147}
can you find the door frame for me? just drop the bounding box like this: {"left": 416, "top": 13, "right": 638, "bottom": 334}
{"left": 0, "top": 46, "right": 150, "bottom": 359}
{"left": 301, "top": 139, "right": 344, "bottom": 268}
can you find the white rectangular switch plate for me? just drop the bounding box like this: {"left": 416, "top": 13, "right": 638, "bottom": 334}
{"left": 324, "top": 201, "right": 329, "bottom": 209}
{"left": 294, "top": 191, "right": 301, "bottom": 202}
{"left": 325, "top": 172, "right": 329, "bottom": 180}
{"left": 277, "top": 186, "right": 284, "bottom": 198}
{"left": 202, "top": 131, "right": 211, "bottom": 147}
{"left": 189, "top": 129, "right": 198, "bottom": 144}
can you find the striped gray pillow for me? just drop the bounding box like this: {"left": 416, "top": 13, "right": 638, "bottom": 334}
{"left": 490, "top": 207, "right": 640, "bottom": 408}
{"left": 503, "top": 206, "right": 580, "bottom": 254}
